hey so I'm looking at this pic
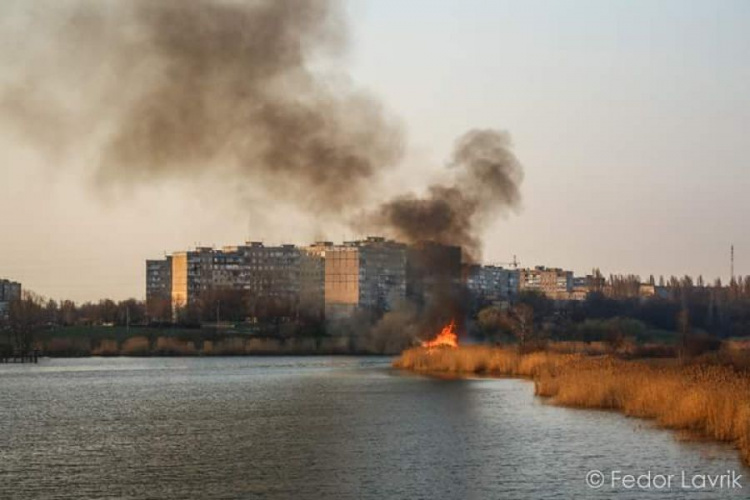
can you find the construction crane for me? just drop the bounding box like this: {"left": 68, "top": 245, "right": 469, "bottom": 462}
{"left": 487, "top": 255, "right": 520, "bottom": 269}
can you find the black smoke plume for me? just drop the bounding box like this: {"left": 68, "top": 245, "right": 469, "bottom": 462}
{"left": 0, "top": 0, "right": 525, "bottom": 352}
{"left": 0, "top": 0, "right": 403, "bottom": 212}
{"left": 369, "top": 129, "right": 523, "bottom": 262}
{"left": 2, "top": 1, "right": 524, "bottom": 265}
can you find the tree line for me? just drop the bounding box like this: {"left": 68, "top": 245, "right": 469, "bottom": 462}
{"left": 4, "top": 271, "right": 750, "bottom": 355}
{"left": 473, "top": 272, "right": 750, "bottom": 351}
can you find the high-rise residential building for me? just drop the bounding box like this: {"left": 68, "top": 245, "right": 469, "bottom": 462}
{"left": 146, "top": 257, "right": 172, "bottom": 321}
{"left": 465, "top": 265, "right": 520, "bottom": 303}
{"left": 519, "top": 266, "right": 573, "bottom": 299}
{"left": 170, "top": 243, "right": 308, "bottom": 311}
{"left": 0, "top": 279, "right": 22, "bottom": 316}
{"left": 298, "top": 251, "right": 325, "bottom": 321}
{"left": 146, "top": 242, "right": 326, "bottom": 322}
{"left": 170, "top": 247, "right": 208, "bottom": 311}
{"left": 307, "top": 237, "right": 407, "bottom": 319}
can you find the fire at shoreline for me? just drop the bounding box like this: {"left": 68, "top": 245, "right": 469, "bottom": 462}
{"left": 421, "top": 320, "right": 459, "bottom": 350}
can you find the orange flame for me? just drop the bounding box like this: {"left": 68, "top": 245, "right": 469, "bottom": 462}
{"left": 421, "top": 320, "right": 458, "bottom": 349}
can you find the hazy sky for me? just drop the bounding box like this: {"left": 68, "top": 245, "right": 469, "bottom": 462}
{"left": 1, "top": 0, "right": 749, "bottom": 302}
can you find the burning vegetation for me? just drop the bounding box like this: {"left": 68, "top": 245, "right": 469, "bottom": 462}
{"left": 420, "top": 320, "right": 459, "bottom": 350}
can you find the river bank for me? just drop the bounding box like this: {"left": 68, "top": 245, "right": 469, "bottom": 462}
{"left": 30, "top": 334, "right": 400, "bottom": 357}
{"left": 394, "top": 345, "right": 750, "bottom": 466}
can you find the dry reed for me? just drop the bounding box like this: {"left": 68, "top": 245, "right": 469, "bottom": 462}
{"left": 120, "top": 336, "right": 151, "bottom": 356}
{"left": 394, "top": 345, "right": 750, "bottom": 466}
{"left": 154, "top": 337, "right": 197, "bottom": 356}
{"left": 91, "top": 339, "right": 119, "bottom": 356}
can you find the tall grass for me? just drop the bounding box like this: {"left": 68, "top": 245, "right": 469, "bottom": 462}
{"left": 394, "top": 345, "right": 580, "bottom": 377}
{"left": 120, "top": 336, "right": 151, "bottom": 356}
{"left": 394, "top": 346, "right": 750, "bottom": 466}
{"left": 39, "top": 333, "right": 384, "bottom": 356}
{"left": 154, "top": 337, "right": 197, "bottom": 356}
{"left": 91, "top": 339, "right": 119, "bottom": 356}
{"left": 42, "top": 337, "right": 92, "bottom": 356}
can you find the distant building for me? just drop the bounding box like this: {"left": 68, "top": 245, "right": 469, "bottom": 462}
{"left": 638, "top": 283, "right": 670, "bottom": 300}
{"left": 172, "top": 243, "right": 304, "bottom": 311}
{"left": 465, "top": 265, "right": 520, "bottom": 303}
{"left": 172, "top": 247, "right": 208, "bottom": 307}
{"left": 0, "top": 279, "right": 22, "bottom": 316}
{"left": 299, "top": 251, "right": 325, "bottom": 321}
{"left": 308, "top": 237, "right": 407, "bottom": 320}
{"left": 146, "top": 257, "right": 172, "bottom": 321}
{"left": 569, "top": 274, "right": 606, "bottom": 301}
{"left": 147, "top": 242, "right": 326, "bottom": 322}
{"left": 520, "top": 266, "right": 573, "bottom": 300}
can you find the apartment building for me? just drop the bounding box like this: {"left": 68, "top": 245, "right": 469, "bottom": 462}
{"left": 146, "top": 242, "right": 326, "bottom": 322}
{"left": 146, "top": 257, "right": 172, "bottom": 320}
{"left": 638, "top": 283, "right": 671, "bottom": 300}
{"left": 567, "top": 274, "right": 607, "bottom": 300}
{"left": 170, "top": 243, "right": 308, "bottom": 309}
{"left": 465, "top": 265, "right": 520, "bottom": 303}
{"left": 0, "top": 279, "right": 21, "bottom": 316}
{"left": 299, "top": 251, "right": 325, "bottom": 321}
{"left": 308, "top": 237, "right": 407, "bottom": 319}
{"left": 519, "top": 266, "right": 573, "bottom": 300}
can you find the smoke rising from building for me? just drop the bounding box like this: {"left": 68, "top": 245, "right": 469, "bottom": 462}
{"left": 368, "top": 129, "right": 524, "bottom": 262}
{"left": 1, "top": 0, "right": 523, "bottom": 262}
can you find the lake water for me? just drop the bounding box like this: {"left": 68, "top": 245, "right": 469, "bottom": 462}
{"left": 0, "top": 357, "right": 746, "bottom": 499}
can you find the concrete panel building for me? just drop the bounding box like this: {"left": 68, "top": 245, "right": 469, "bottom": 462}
{"left": 298, "top": 251, "right": 325, "bottom": 321}
{"left": 308, "top": 237, "right": 407, "bottom": 319}
{"left": 146, "top": 257, "right": 172, "bottom": 321}
{"left": 147, "top": 243, "right": 326, "bottom": 322}
{"left": 520, "top": 266, "right": 573, "bottom": 300}
{"left": 0, "top": 279, "right": 21, "bottom": 316}
{"left": 465, "top": 265, "right": 520, "bottom": 303}
{"left": 170, "top": 243, "right": 309, "bottom": 308}
{"left": 569, "top": 274, "right": 607, "bottom": 301}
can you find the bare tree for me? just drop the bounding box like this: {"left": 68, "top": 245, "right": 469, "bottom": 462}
{"left": 510, "top": 303, "right": 535, "bottom": 348}
{"left": 7, "top": 292, "right": 45, "bottom": 354}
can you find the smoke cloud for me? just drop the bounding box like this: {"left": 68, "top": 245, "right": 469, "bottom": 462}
{"left": 367, "top": 129, "right": 524, "bottom": 262}
{"left": 1, "top": 1, "right": 523, "bottom": 258}
{"left": 0, "top": 0, "right": 403, "bottom": 212}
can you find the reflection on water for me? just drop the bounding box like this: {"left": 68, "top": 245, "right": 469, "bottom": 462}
{"left": 0, "top": 357, "right": 746, "bottom": 499}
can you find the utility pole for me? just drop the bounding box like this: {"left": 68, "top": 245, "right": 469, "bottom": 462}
{"left": 731, "top": 244, "right": 735, "bottom": 284}
{"left": 126, "top": 305, "right": 130, "bottom": 337}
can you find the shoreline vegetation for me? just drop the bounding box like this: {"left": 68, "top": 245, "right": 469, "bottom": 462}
{"left": 394, "top": 345, "right": 750, "bottom": 467}
{"left": 38, "top": 336, "right": 369, "bottom": 357}
{"left": 24, "top": 328, "right": 393, "bottom": 357}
